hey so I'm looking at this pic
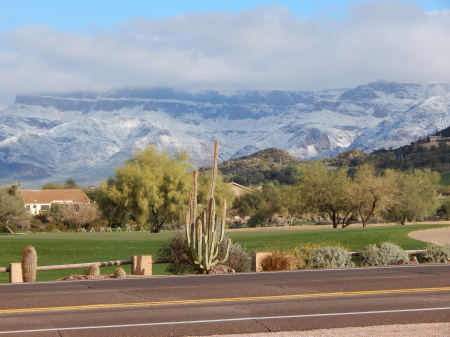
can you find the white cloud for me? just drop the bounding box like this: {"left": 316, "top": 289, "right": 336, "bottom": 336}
{"left": 0, "top": 0, "right": 449, "bottom": 108}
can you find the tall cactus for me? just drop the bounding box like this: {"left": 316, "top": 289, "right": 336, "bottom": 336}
{"left": 22, "top": 245, "right": 37, "bottom": 282}
{"left": 185, "top": 141, "right": 231, "bottom": 273}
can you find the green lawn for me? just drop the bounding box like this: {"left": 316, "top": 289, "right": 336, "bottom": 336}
{"left": 1, "top": 223, "right": 449, "bottom": 283}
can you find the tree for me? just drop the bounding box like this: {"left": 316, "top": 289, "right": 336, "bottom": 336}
{"left": 352, "top": 164, "right": 396, "bottom": 227}
{"left": 0, "top": 186, "right": 30, "bottom": 228}
{"left": 383, "top": 169, "right": 440, "bottom": 225}
{"left": 63, "top": 179, "right": 79, "bottom": 189}
{"left": 101, "top": 146, "right": 192, "bottom": 232}
{"left": 42, "top": 183, "right": 63, "bottom": 190}
{"left": 279, "top": 185, "right": 306, "bottom": 226}
{"left": 297, "top": 163, "right": 357, "bottom": 228}
{"left": 233, "top": 185, "right": 283, "bottom": 227}
{"left": 61, "top": 202, "right": 101, "bottom": 231}
{"left": 196, "top": 171, "right": 235, "bottom": 218}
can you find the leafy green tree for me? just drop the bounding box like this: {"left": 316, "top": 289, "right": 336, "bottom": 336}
{"left": 63, "top": 179, "right": 79, "bottom": 189}
{"left": 233, "top": 185, "right": 283, "bottom": 226}
{"left": 101, "top": 146, "right": 192, "bottom": 232}
{"left": 353, "top": 164, "right": 396, "bottom": 227}
{"left": 279, "top": 185, "right": 307, "bottom": 226}
{"left": 297, "top": 163, "right": 356, "bottom": 228}
{"left": 0, "top": 186, "right": 30, "bottom": 229}
{"left": 383, "top": 169, "right": 440, "bottom": 225}
{"left": 42, "top": 183, "right": 63, "bottom": 190}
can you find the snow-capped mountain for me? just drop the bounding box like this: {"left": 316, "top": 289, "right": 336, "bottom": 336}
{"left": 1, "top": 80, "right": 450, "bottom": 188}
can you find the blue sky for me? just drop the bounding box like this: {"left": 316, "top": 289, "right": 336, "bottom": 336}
{"left": 0, "top": 0, "right": 449, "bottom": 108}
{"left": 1, "top": 0, "right": 448, "bottom": 32}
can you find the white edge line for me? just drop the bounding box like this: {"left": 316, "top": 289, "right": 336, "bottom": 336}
{"left": 1, "top": 306, "right": 450, "bottom": 334}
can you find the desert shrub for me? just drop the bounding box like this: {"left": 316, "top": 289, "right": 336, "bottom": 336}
{"left": 359, "top": 242, "right": 409, "bottom": 266}
{"left": 290, "top": 244, "right": 320, "bottom": 269}
{"left": 158, "top": 230, "right": 252, "bottom": 274}
{"left": 218, "top": 242, "right": 252, "bottom": 273}
{"left": 260, "top": 250, "right": 295, "bottom": 271}
{"left": 422, "top": 243, "right": 450, "bottom": 263}
{"left": 248, "top": 213, "right": 267, "bottom": 227}
{"left": 157, "top": 230, "right": 196, "bottom": 275}
{"left": 290, "top": 244, "right": 354, "bottom": 269}
{"left": 306, "top": 246, "right": 354, "bottom": 268}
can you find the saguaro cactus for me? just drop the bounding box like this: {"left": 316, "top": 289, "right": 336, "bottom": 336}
{"left": 22, "top": 245, "right": 37, "bottom": 282}
{"left": 185, "top": 141, "right": 231, "bottom": 273}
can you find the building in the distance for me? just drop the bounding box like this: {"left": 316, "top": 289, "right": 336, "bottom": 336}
{"left": 20, "top": 189, "right": 91, "bottom": 215}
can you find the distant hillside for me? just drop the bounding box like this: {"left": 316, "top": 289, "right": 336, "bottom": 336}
{"left": 213, "top": 148, "right": 301, "bottom": 186}
{"left": 326, "top": 126, "right": 450, "bottom": 172}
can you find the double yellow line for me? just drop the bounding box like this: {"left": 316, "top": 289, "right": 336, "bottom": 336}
{"left": 2, "top": 286, "right": 450, "bottom": 314}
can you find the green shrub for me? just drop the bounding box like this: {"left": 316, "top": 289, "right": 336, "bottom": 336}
{"left": 290, "top": 244, "right": 354, "bottom": 269}
{"left": 290, "top": 244, "right": 320, "bottom": 269}
{"left": 423, "top": 243, "right": 450, "bottom": 263}
{"left": 260, "top": 250, "right": 295, "bottom": 271}
{"left": 359, "top": 242, "right": 409, "bottom": 266}
{"left": 306, "top": 246, "right": 354, "bottom": 268}
{"left": 0, "top": 224, "right": 18, "bottom": 233}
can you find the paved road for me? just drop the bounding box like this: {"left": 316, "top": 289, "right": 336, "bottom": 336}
{"left": 1, "top": 264, "right": 450, "bottom": 336}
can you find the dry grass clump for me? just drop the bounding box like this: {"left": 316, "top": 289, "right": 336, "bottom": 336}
{"left": 260, "top": 250, "right": 295, "bottom": 271}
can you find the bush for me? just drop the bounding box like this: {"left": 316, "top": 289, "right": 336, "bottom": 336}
{"left": 306, "top": 246, "right": 354, "bottom": 269}
{"left": 248, "top": 213, "right": 267, "bottom": 227}
{"left": 260, "top": 250, "right": 295, "bottom": 271}
{"left": 0, "top": 224, "right": 18, "bottom": 233}
{"left": 359, "top": 242, "right": 409, "bottom": 266}
{"left": 290, "top": 244, "right": 354, "bottom": 269}
{"left": 423, "top": 243, "right": 450, "bottom": 263}
{"left": 218, "top": 242, "right": 252, "bottom": 273}
{"left": 290, "top": 244, "right": 320, "bottom": 269}
{"left": 158, "top": 230, "right": 252, "bottom": 274}
{"left": 157, "top": 230, "right": 196, "bottom": 275}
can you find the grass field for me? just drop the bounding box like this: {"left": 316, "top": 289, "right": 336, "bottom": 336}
{"left": 1, "top": 223, "right": 449, "bottom": 283}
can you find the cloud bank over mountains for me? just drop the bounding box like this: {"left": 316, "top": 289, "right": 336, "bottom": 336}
{"left": 0, "top": 1, "right": 449, "bottom": 109}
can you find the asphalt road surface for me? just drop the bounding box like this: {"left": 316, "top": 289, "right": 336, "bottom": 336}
{"left": 1, "top": 264, "right": 450, "bottom": 336}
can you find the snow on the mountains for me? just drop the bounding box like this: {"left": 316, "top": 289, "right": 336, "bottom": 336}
{"left": 1, "top": 81, "right": 450, "bottom": 188}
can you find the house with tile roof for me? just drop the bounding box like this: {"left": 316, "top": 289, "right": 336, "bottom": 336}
{"left": 20, "top": 189, "right": 91, "bottom": 215}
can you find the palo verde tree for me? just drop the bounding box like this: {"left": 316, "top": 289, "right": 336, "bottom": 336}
{"left": 383, "top": 169, "right": 440, "bottom": 225}
{"left": 101, "top": 146, "right": 192, "bottom": 232}
{"left": 352, "top": 164, "right": 396, "bottom": 227}
{"left": 296, "top": 163, "right": 357, "bottom": 228}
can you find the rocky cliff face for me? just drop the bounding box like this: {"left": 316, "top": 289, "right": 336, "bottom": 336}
{"left": 1, "top": 81, "right": 450, "bottom": 188}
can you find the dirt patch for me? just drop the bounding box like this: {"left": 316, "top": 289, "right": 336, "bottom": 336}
{"left": 409, "top": 226, "right": 450, "bottom": 245}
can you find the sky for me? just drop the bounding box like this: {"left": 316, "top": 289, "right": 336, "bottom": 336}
{"left": 0, "top": 0, "right": 449, "bottom": 109}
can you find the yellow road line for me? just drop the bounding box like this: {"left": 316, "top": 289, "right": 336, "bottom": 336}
{"left": 2, "top": 286, "right": 450, "bottom": 314}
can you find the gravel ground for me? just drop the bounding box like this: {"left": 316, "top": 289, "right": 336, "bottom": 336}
{"left": 208, "top": 323, "right": 450, "bottom": 336}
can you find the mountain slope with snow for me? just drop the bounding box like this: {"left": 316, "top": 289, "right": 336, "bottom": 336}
{"left": 1, "top": 81, "right": 450, "bottom": 188}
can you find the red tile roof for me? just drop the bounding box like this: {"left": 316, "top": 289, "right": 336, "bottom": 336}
{"left": 20, "top": 189, "right": 91, "bottom": 204}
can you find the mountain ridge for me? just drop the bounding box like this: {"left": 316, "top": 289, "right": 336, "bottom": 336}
{"left": 1, "top": 80, "right": 450, "bottom": 188}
